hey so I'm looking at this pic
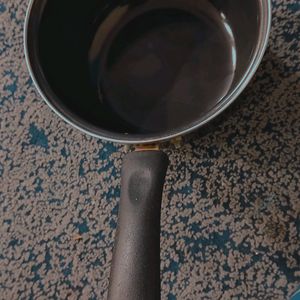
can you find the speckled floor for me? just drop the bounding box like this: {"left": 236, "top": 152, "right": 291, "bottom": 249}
{"left": 0, "top": 0, "right": 300, "bottom": 299}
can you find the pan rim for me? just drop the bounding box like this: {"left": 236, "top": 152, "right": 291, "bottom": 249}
{"left": 24, "top": 0, "right": 272, "bottom": 145}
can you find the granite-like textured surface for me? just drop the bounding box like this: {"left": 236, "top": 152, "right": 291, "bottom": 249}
{"left": 0, "top": 0, "right": 300, "bottom": 299}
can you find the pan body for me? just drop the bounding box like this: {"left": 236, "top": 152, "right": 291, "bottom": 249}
{"left": 24, "top": 0, "right": 271, "bottom": 144}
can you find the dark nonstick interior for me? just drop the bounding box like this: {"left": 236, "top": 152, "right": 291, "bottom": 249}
{"left": 27, "top": 0, "right": 260, "bottom": 137}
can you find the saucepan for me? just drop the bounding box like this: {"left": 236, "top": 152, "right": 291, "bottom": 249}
{"left": 24, "top": 0, "right": 271, "bottom": 298}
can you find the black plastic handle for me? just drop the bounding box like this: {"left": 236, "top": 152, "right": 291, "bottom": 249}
{"left": 108, "top": 150, "right": 169, "bottom": 300}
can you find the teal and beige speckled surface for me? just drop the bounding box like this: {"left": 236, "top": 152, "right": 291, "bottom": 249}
{"left": 0, "top": 0, "right": 300, "bottom": 299}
